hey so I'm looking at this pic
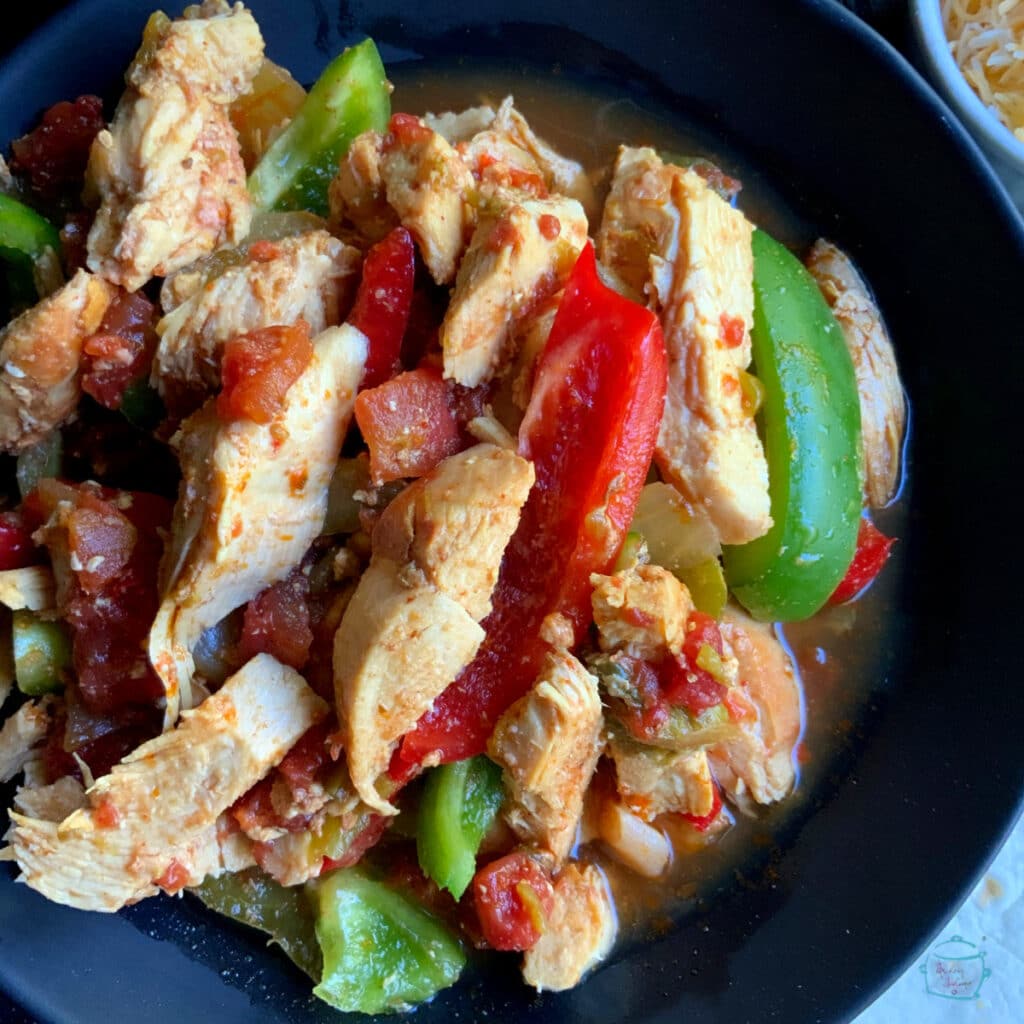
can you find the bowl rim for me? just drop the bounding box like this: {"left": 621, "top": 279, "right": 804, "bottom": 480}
{"left": 3, "top": 2, "right": 1024, "bottom": 1024}
{"left": 910, "top": 0, "right": 1024, "bottom": 167}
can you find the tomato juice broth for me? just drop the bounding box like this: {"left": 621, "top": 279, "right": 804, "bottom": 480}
{"left": 389, "top": 58, "right": 911, "bottom": 938}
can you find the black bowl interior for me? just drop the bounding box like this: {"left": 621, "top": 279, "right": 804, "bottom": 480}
{"left": 2, "top": 1, "right": 1024, "bottom": 1022}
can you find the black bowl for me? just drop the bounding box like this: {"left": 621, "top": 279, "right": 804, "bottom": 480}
{"left": 2, "top": 1, "right": 1023, "bottom": 1022}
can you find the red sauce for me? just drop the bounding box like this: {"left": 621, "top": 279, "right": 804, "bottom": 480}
{"left": 94, "top": 798, "right": 121, "bottom": 830}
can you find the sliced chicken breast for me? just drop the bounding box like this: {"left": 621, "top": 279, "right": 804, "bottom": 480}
{"left": 597, "top": 146, "right": 771, "bottom": 546}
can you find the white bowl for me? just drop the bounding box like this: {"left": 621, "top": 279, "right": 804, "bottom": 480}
{"left": 910, "top": 0, "right": 1024, "bottom": 207}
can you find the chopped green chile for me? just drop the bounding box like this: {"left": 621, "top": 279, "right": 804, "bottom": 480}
{"left": 12, "top": 609, "right": 72, "bottom": 696}
{"left": 417, "top": 755, "right": 505, "bottom": 899}
{"left": 695, "top": 642, "right": 729, "bottom": 685}
{"left": 312, "top": 868, "right": 465, "bottom": 1013}
{"left": 119, "top": 379, "right": 165, "bottom": 430}
{"left": 614, "top": 705, "right": 737, "bottom": 754}
{"left": 249, "top": 39, "right": 390, "bottom": 216}
{"left": 723, "top": 230, "right": 862, "bottom": 621}
{"left": 15, "top": 432, "right": 62, "bottom": 500}
{"left": 324, "top": 456, "right": 371, "bottom": 534}
{"left": 676, "top": 558, "right": 728, "bottom": 619}
{"left": 193, "top": 869, "right": 322, "bottom": 980}
{"left": 613, "top": 530, "right": 647, "bottom": 572}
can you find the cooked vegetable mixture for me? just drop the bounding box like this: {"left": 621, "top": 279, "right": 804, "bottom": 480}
{"left": 0, "top": 0, "right": 906, "bottom": 1012}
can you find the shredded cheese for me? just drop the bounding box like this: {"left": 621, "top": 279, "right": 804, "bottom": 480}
{"left": 943, "top": 0, "right": 1024, "bottom": 142}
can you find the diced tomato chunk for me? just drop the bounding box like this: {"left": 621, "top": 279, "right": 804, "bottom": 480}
{"left": 218, "top": 321, "right": 314, "bottom": 425}
{"left": 659, "top": 610, "right": 728, "bottom": 714}
{"left": 10, "top": 95, "right": 105, "bottom": 199}
{"left": 829, "top": 517, "right": 896, "bottom": 605}
{"left": 385, "top": 112, "right": 433, "bottom": 147}
{"left": 81, "top": 290, "right": 159, "bottom": 410}
{"left": 354, "top": 365, "right": 463, "bottom": 484}
{"left": 659, "top": 652, "right": 727, "bottom": 715}
{"left": 34, "top": 480, "right": 171, "bottom": 715}
{"left": 155, "top": 859, "right": 191, "bottom": 894}
{"left": 472, "top": 853, "right": 555, "bottom": 952}
{"left": 320, "top": 814, "right": 389, "bottom": 874}
{"left": 237, "top": 569, "right": 313, "bottom": 670}
{"left": 0, "top": 510, "right": 39, "bottom": 570}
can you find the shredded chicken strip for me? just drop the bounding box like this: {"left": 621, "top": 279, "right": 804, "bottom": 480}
{"left": 0, "top": 270, "right": 116, "bottom": 453}
{"left": 85, "top": 1, "right": 263, "bottom": 290}
{"left": 4, "top": 655, "right": 325, "bottom": 912}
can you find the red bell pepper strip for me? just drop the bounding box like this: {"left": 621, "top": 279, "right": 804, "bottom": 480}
{"left": 828, "top": 516, "right": 895, "bottom": 605}
{"left": 681, "top": 785, "right": 723, "bottom": 833}
{"left": 349, "top": 226, "right": 416, "bottom": 390}
{"left": 396, "top": 243, "right": 667, "bottom": 769}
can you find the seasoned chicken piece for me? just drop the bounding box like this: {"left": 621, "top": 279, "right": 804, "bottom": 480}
{"left": 85, "top": 3, "right": 263, "bottom": 291}
{"left": 423, "top": 104, "right": 496, "bottom": 144}
{"left": 4, "top": 655, "right": 325, "bottom": 912}
{"left": 607, "top": 730, "right": 715, "bottom": 820}
{"left": 590, "top": 565, "right": 693, "bottom": 662}
{"left": 522, "top": 862, "right": 616, "bottom": 992}
{"left": 334, "top": 560, "right": 485, "bottom": 815}
{"left": 457, "top": 97, "right": 594, "bottom": 210}
{"left": 373, "top": 445, "right": 536, "bottom": 621}
{"left": 0, "top": 567, "right": 55, "bottom": 612}
{"left": 13, "top": 776, "right": 86, "bottom": 822}
{"left": 488, "top": 650, "right": 603, "bottom": 861}
{"left": 381, "top": 121, "right": 476, "bottom": 285}
{"left": 328, "top": 131, "right": 397, "bottom": 243}
{"left": 441, "top": 195, "right": 587, "bottom": 387}
{"left": 331, "top": 121, "right": 474, "bottom": 283}
{"left": 806, "top": 239, "right": 905, "bottom": 508}
{"left": 0, "top": 698, "right": 55, "bottom": 783}
{"left": 335, "top": 444, "right": 534, "bottom": 814}
{"left": 0, "top": 270, "right": 116, "bottom": 453}
{"left": 153, "top": 230, "right": 360, "bottom": 400}
{"left": 597, "top": 147, "right": 771, "bottom": 546}
{"left": 149, "top": 324, "right": 367, "bottom": 723}
{"left": 710, "top": 606, "right": 802, "bottom": 806}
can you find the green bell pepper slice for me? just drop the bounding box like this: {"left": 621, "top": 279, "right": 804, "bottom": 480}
{"left": 13, "top": 609, "right": 72, "bottom": 696}
{"left": 312, "top": 867, "right": 465, "bottom": 1013}
{"left": 194, "top": 868, "right": 322, "bottom": 980}
{"left": 417, "top": 754, "right": 504, "bottom": 900}
{"left": 723, "top": 229, "right": 862, "bottom": 621}
{"left": 248, "top": 38, "right": 390, "bottom": 216}
{"left": 0, "top": 193, "right": 63, "bottom": 309}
